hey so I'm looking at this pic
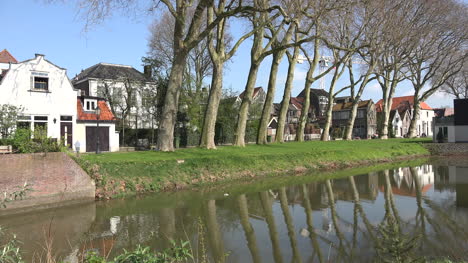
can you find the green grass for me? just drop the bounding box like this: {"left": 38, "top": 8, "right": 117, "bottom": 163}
{"left": 75, "top": 138, "right": 431, "bottom": 198}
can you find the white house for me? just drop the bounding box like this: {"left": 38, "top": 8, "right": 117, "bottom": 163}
{"left": 72, "top": 63, "right": 156, "bottom": 130}
{"left": 377, "top": 96, "right": 434, "bottom": 137}
{"left": 433, "top": 99, "right": 468, "bottom": 143}
{"left": 0, "top": 51, "right": 119, "bottom": 152}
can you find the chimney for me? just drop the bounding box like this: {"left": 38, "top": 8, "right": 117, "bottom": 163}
{"left": 35, "top": 53, "right": 45, "bottom": 58}
{"left": 143, "top": 65, "right": 152, "bottom": 79}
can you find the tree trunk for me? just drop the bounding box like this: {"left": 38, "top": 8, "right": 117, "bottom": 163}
{"left": 408, "top": 97, "right": 421, "bottom": 138}
{"left": 276, "top": 48, "right": 299, "bottom": 143}
{"left": 296, "top": 78, "right": 313, "bottom": 142}
{"left": 320, "top": 97, "right": 333, "bottom": 141}
{"left": 344, "top": 102, "right": 359, "bottom": 140}
{"left": 200, "top": 60, "right": 223, "bottom": 149}
{"left": 205, "top": 200, "right": 225, "bottom": 263}
{"left": 257, "top": 52, "right": 282, "bottom": 144}
{"left": 234, "top": 62, "right": 260, "bottom": 147}
{"left": 157, "top": 53, "right": 187, "bottom": 151}
{"left": 259, "top": 191, "right": 283, "bottom": 263}
{"left": 238, "top": 194, "right": 261, "bottom": 263}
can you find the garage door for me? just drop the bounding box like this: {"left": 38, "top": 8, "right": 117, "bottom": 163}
{"left": 86, "top": 126, "right": 109, "bottom": 152}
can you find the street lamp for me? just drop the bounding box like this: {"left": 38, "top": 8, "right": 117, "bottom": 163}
{"left": 95, "top": 105, "right": 101, "bottom": 154}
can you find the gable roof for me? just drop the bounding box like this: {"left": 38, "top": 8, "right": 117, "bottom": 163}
{"left": 239, "top": 87, "right": 264, "bottom": 100}
{"left": 297, "top": 88, "right": 329, "bottom": 98}
{"left": 73, "top": 63, "right": 150, "bottom": 84}
{"left": 0, "top": 49, "right": 18, "bottom": 64}
{"left": 290, "top": 97, "right": 304, "bottom": 110}
{"left": 433, "top": 108, "right": 454, "bottom": 117}
{"left": 77, "top": 99, "right": 116, "bottom": 122}
{"left": 332, "top": 100, "right": 372, "bottom": 111}
{"left": 375, "top": 95, "right": 432, "bottom": 112}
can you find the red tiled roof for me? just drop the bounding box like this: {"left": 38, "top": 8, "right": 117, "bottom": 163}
{"left": 77, "top": 99, "right": 116, "bottom": 121}
{"left": 0, "top": 49, "right": 18, "bottom": 64}
{"left": 375, "top": 95, "right": 432, "bottom": 112}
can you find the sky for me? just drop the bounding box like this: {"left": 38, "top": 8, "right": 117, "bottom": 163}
{"left": 1, "top": 0, "right": 456, "bottom": 108}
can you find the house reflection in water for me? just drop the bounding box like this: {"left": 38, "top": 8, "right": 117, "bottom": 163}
{"left": 380, "top": 165, "right": 434, "bottom": 197}
{"left": 434, "top": 164, "right": 468, "bottom": 208}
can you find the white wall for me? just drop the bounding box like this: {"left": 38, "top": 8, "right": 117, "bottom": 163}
{"left": 417, "top": 109, "right": 434, "bottom": 136}
{"left": 0, "top": 55, "right": 78, "bottom": 147}
{"left": 87, "top": 79, "right": 155, "bottom": 129}
{"left": 455, "top": 126, "right": 468, "bottom": 142}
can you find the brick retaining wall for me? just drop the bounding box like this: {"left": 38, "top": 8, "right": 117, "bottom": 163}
{"left": 0, "top": 152, "right": 95, "bottom": 213}
{"left": 424, "top": 143, "right": 468, "bottom": 156}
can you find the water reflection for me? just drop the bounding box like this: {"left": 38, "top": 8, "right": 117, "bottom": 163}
{"left": 1, "top": 159, "right": 468, "bottom": 262}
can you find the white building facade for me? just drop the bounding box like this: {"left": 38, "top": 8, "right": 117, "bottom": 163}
{"left": 0, "top": 54, "right": 78, "bottom": 146}
{"left": 0, "top": 52, "right": 119, "bottom": 152}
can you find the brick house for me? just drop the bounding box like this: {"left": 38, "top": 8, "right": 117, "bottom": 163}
{"left": 331, "top": 100, "right": 377, "bottom": 139}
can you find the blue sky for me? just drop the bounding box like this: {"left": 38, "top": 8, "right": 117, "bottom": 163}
{"left": 1, "top": 0, "right": 454, "bottom": 107}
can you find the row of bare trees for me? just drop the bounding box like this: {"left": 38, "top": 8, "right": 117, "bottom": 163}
{"left": 72, "top": 0, "right": 467, "bottom": 151}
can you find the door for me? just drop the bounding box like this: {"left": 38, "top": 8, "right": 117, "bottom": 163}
{"left": 86, "top": 126, "right": 110, "bottom": 152}
{"left": 60, "top": 122, "right": 73, "bottom": 148}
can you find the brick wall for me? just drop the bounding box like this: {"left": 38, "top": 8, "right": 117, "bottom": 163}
{"left": 424, "top": 143, "right": 468, "bottom": 156}
{"left": 0, "top": 152, "right": 95, "bottom": 213}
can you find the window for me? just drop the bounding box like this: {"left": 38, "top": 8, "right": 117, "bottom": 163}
{"left": 84, "top": 99, "right": 97, "bottom": 111}
{"left": 60, "top": 116, "right": 72, "bottom": 121}
{"left": 17, "top": 122, "right": 31, "bottom": 130}
{"left": 357, "top": 109, "right": 366, "bottom": 118}
{"left": 34, "top": 116, "right": 48, "bottom": 121}
{"left": 34, "top": 77, "right": 49, "bottom": 91}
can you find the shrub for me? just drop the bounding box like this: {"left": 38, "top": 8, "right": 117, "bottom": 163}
{"left": 11, "top": 128, "right": 66, "bottom": 153}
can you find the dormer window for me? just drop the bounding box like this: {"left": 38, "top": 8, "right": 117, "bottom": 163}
{"left": 34, "top": 77, "right": 49, "bottom": 91}
{"left": 84, "top": 98, "right": 97, "bottom": 111}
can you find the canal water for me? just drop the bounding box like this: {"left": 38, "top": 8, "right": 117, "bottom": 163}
{"left": 1, "top": 158, "right": 468, "bottom": 262}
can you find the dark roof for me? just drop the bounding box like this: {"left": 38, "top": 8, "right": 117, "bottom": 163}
{"left": 73, "top": 63, "right": 150, "bottom": 83}
{"left": 0, "top": 49, "right": 18, "bottom": 64}
{"left": 433, "top": 108, "right": 454, "bottom": 117}
{"left": 332, "top": 100, "right": 372, "bottom": 111}
{"left": 297, "top": 88, "right": 329, "bottom": 98}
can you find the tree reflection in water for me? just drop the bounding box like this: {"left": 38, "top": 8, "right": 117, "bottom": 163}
{"left": 3, "top": 162, "right": 468, "bottom": 262}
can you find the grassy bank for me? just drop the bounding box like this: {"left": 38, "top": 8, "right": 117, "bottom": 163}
{"left": 75, "top": 138, "right": 431, "bottom": 198}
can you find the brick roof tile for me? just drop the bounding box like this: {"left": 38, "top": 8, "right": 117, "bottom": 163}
{"left": 77, "top": 99, "right": 116, "bottom": 122}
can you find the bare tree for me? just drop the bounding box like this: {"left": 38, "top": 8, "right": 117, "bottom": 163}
{"left": 275, "top": 44, "right": 300, "bottom": 143}
{"left": 199, "top": 1, "right": 260, "bottom": 149}
{"left": 406, "top": 0, "right": 468, "bottom": 138}
{"left": 73, "top": 0, "right": 289, "bottom": 151}
{"left": 370, "top": 0, "right": 417, "bottom": 139}
{"left": 441, "top": 60, "right": 468, "bottom": 99}
{"left": 234, "top": 0, "right": 288, "bottom": 147}
{"left": 256, "top": 0, "right": 306, "bottom": 145}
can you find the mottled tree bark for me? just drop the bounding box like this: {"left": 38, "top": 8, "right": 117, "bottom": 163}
{"left": 257, "top": 23, "right": 295, "bottom": 144}
{"left": 408, "top": 97, "right": 421, "bottom": 138}
{"left": 234, "top": 63, "right": 261, "bottom": 146}
{"left": 157, "top": 53, "right": 187, "bottom": 151}
{"left": 257, "top": 53, "right": 281, "bottom": 144}
{"left": 200, "top": 61, "right": 223, "bottom": 149}
{"left": 276, "top": 47, "right": 299, "bottom": 143}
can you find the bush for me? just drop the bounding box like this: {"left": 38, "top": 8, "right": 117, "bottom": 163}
{"left": 12, "top": 128, "right": 65, "bottom": 153}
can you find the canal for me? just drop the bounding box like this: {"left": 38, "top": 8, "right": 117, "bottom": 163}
{"left": 1, "top": 157, "right": 467, "bottom": 262}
